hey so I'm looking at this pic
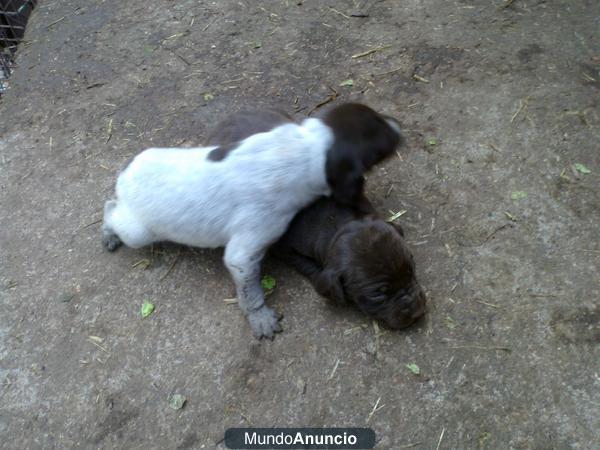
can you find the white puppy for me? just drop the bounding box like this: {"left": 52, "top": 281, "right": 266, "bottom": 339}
{"left": 102, "top": 103, "right": 402, "bottom": 339}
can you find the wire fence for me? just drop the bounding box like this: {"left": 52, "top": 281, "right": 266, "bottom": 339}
{"left": 1, "top": 0, "right": 37, "bottom": 94}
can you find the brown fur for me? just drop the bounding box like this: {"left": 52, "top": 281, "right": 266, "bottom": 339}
{"left": 206, "top": 141, "right": 240, "bottom": 161}
{"left": 320, "top": 103, "right": 402, "bottom": 207}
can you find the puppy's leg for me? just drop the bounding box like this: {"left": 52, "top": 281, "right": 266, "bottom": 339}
{"left": 273, "top": 249, "right": 345, "bottom": 304}
{"left": 102, "top": 199, "right": 156, "bottom": 250}
{"left": 273, "top": 248, "right": 322, "bottom": 279}
{"left": 102, "top": 199, "right": 123, "bottom": 251}
{"left": 224, "top": 237, "right": 282, "bottom": 339}
{"left": 313, "top": 268, "right": 346, "bottom": 305}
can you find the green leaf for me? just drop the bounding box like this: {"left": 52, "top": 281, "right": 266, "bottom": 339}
{"left": 141, "top": 300, "right": 155, "bottom": 318}
{"left": 445, "top": 315, "right": 457, "bottom": 329}
{"left": 479, "top": 431, "right": 492, "bottom": 450}
{"left": 203, "top": 93, "right": 214, "bottom": 101}
{"left": 253, "top": 41, "right": 262, "bottom": 49}
{"left": 574, "top": 163, "right": 591, "bottom": 174}
{"left": 169, "top": 394, "right": 186, "bottom": 410}
{"left": 406, "top": 363, "right": 420, "bottom": 375}
{"left": 59, "top": 292, "right": 76, "bottom": 303}
{"left": 510, "top": 191, "right": 528, "bottom": 200}
{"left": 261, "top": 275, "right": 276, "bottom": 291}
{"left": 426, "top": 138, "right": 438, "bottom": 146}
{"left": 339, "top": 79, "right": 354, "bottom": 87}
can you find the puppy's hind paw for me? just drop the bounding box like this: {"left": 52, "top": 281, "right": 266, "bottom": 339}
{"left": 247, "top": 305, "right": 283, "bottom": 340}
{"left": 102, "top": 233, "right": 122, "bottom": 252}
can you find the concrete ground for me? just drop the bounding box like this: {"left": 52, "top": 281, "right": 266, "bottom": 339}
{"left": 1, "top": 0, "right": 599, "bottom": 448}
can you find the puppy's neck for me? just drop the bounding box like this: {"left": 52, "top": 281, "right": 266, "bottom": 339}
{"left": 298, "top": 118, "right": 334, "bottom": 196}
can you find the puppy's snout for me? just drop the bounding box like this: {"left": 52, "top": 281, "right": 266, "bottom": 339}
{"left": 387, "top": 287, "right": 426, "bottom": 329}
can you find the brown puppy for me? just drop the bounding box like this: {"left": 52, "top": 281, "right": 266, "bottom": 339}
{"left": 206, "top": 106, "right": 425, "bottom": 329}
{"left": 270, "top": 195, "right": 426, "bottom": 329}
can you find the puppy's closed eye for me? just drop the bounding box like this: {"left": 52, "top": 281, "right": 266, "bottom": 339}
{"left": 375, "top": 284, "right": 390, "bottom": 296}
{"left": 370, "top": 284, "right": 390, "bottom": 302}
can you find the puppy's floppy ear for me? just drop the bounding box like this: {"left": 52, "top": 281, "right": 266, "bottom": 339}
{"left": 325, "top": 147, "right": 365, "bottom": 207}
{"left": 314, "top": 268, "right": 346, "bottom": 305}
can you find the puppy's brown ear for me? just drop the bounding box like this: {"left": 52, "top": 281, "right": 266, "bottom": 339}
{"left": 314, "top": 268, "right": 346, "bottom": 305}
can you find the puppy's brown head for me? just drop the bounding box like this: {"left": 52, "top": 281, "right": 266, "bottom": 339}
{"left": 321, "top": 103, "right": 402, "bottom": 206}
{"left": 320, "top": 218, "right": 426, "bottom": 329}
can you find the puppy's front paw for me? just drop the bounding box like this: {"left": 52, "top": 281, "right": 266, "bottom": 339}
{"left": 247, "top": 306, "right": 282, "bottom": 340}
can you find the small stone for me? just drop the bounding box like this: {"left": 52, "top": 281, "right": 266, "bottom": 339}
{"left": 296, "top": 378, "right": 306, "bottom": 395}
{"left": 169, "top": 394, "right": 186, "bottom": 410}
{"left": 365, "top": 341, "right": 377, "bottom": 355}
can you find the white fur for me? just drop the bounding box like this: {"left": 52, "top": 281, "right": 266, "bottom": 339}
{"left": 103, "top": 118, "right": 334, "bottom": 338}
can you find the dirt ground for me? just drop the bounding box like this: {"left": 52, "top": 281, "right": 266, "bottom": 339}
{"left": 1, "top": 0, "right": 599, "bottom": 448}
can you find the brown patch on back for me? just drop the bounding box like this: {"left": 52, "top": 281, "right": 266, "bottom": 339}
{"left": 207, "top": 141, "right": 240, "bottom": 162}
{"left": 205, "top": 109, "right": 294, "bottom": 162}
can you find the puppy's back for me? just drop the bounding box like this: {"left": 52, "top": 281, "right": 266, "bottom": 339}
{"left": 272, "top": 196, "right": 365, "bottom": 260}
{"left": 206, "top": 109, "right": 294, "bottom": 146}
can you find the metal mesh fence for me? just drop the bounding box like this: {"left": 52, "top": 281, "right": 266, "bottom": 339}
{"left": 1, "top": 0, "right": 37, "bottom": 94}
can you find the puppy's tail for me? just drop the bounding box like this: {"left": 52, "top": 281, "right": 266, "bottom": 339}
{"left": 102, "top": 199, "right": 155, "bottom": 249}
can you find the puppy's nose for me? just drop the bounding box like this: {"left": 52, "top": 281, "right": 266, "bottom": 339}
{"left": 411, "top": 292, "right": 427, "bottom": 319}
{"left": 411, "top": 305, "right": 425, "bottom": 320}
